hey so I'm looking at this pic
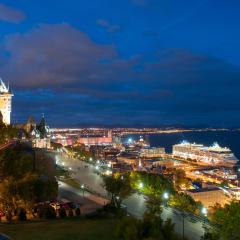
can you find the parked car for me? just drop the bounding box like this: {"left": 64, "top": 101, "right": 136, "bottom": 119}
{"left": 0, "top": 233, "right": 11, "bottom": 240}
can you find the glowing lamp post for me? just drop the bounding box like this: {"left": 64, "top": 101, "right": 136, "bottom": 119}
{"left": 163, "top": 192, "right": 169, "bottom": 200}
{"left": 81, "top": 184, "right": 85, "bottom": 196}
{"left": 139, "top": 182, "right": 144, "bottom": 189}
{"left": 201, "top": 207, "right": 208, "bottom": 216}
{"left": 162, "top": 192, "right": 169, "bottom": 206}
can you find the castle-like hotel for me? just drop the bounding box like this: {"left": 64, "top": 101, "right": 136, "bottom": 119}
{"left": 0, "top": 78, "right": 51, "bottom": 149}
{"left": 0, "top": 78, "right": 13, "bottom": 125}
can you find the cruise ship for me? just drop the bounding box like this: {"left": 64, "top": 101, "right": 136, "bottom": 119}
{"left": 172, "top": 141, "right": 239, "bottom": 165}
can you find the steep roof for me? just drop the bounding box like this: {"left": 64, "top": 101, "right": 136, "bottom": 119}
{"left": 0, "top": 78, "right": 9, "bottom": 93}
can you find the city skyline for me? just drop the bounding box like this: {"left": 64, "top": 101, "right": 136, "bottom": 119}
{"left": 0, "top": 1, "right": 239, "bottom": 127}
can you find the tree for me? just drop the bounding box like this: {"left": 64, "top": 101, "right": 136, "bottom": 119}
{"left": 170, "top": 192, "right": 202, "bottom": 214}
{"left": 131, "top": 172, "right": 174, "bottom": 197}
{"left": 145, "top": 195, "right": 163, "bottom": 217}
{"left": 174, "top": 169, "right": 191, "bottom": 190}
{"left": 0, "top": 123, "right": 18, "bottom": 144}
{"left": 116, "top": 217, "right": 140, "bottom": 240}
{"left": 0, "top": 143, "right": 58, "bottom": 214}
{"left": 209, "top": 201, "right": 240, "bottom": 240}
{"left": 104, "top": 173, "right": 132, "bottom": 209}
{"left": 116, "top": 215, "right": 183, "bottom": 240}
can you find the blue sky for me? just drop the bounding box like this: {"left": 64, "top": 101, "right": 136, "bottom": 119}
{"left": 0, "top": 0, "right": 239, "bottom": 127}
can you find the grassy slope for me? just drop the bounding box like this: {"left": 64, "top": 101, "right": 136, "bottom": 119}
{"left": 0, "top": 218, "right": 117, "bottom": 240}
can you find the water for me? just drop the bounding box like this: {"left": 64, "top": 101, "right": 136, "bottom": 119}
{"left": 124, "top": 130, "right": 240, "bottom": 159}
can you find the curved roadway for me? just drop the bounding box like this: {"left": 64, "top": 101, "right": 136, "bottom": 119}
{"left": 55, "top": 152, "right": 206, "bottom": 240}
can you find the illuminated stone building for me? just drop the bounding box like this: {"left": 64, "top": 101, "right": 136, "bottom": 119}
{"left": 187, "top": 188, "right": 230, "bottom": 208}
{"left": 140, "top": 147, "right": 165, "bottom": 158}
{"left": 77, "top": 130, "right": 112, "bottom": 146}
{"left": 0, "top": 78, "right": 13, "bottom": 125}
{"left": 24, "top": 114, "right": 51, "bottom": 149}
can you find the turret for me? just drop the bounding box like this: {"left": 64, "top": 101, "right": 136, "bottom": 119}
{"left": 0, "top": 78, "right": 13, "bottom": 125}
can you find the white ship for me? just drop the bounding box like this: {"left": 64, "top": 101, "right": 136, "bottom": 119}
{"left": 173, "top": 141, "right": 239, "bottom": 165}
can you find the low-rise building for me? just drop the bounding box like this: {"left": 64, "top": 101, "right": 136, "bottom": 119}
{"left": 24, "top": 115, "right": 51, "bottom": 149}
{"left": 140, "top": 147, "right": 165, "bottom": 158}
{"left": 186, "top": 187, "right": 230, "bottom": 208}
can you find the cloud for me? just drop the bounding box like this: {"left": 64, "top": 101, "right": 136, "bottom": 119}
{"left": 0, "top": 23, "right": 240, "bottom": 127}
{"left": 96, "top": 18, "right": 121, "bottom": 33}
{"left": 1, "top": 23, "right": 118, "bottom": 89}
{"left": 0, "top": 3, "right": 25, "bottom": 23}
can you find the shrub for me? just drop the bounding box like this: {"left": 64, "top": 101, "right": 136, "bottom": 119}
{"left": 68, "top": 209, "right": 73, "bottom": 217}
{"left": 5, "top": 210, "right": 12, "bottom": 223}
{"left": 59, "top": 208, "right": 66, "bottom": 218}
{"left": 38, "top": 205, "right": 56, "bottom": 219}
{"left": 17, "top": 208, "right": 27, "bottom": 221}
{"left": 75, "top": 208, "right": 81, "bottom": 217}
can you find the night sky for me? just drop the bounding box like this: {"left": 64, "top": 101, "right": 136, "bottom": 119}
{"left": 0, "top": 0, "right": 239, "bottom": 127}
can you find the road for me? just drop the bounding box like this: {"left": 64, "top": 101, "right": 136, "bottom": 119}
{"left": 0, "top": 141, "right": 16, "bottom": 151}
{"left": 55, "top": 152, "right": 206, "bottom": 240}
{"left": 58, "top": 181, "right": 104, "bottom": 214}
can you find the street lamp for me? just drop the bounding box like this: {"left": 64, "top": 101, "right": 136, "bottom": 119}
{"left": 201, "top": 207, "right": 208, "bottom": 216}
{"left": 163, "top": 192, "right": 169, "bottom": 200}
{"left": 139, "top": 182, "right": 144, "bottom": 189}
{"left": 162, "top": 192, "right": 169, "bottom": 207}
{"left": 201, "top": 207, "right": 208, "bottom": 230}
{"left": 180, "top": 212, "right": 187, "bottom": 240}
{"left": 81, "top": 184, "right": 85, "bottom": 196}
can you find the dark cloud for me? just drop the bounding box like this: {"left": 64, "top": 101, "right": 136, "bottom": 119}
{"left": 1, "top": 23, "right": 118, "bottom": 89}
{"left": 0, "top": 23, "right": 240, "bottom": 127}
{"left": 96, "top": 18, "right": 121, "bottom": 33}
{"left": 0, "top": 3, "right": 25, "bottom": 23}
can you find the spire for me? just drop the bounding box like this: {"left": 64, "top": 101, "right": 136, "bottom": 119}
{"left": 37, "top": 114, "right": 47, "bottom": 138}
{"left": 27, "top": 115, "right": 35, "bottom": 124}
{"left": 0, "top": 78, "right": 8, "bottom": 93}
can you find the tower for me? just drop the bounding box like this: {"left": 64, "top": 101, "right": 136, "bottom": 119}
{"left": 0, "top": 78, "right": 13, "bottom": 125}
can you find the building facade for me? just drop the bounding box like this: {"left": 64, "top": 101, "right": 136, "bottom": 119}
{"left": 140, "top": 147, "right": 165, "bottom": 158}
{"left": 0, "top": 79, "right": 13, "bottom": 125}
{"left": 24, "top": 115, "right": 51, "bottom": 149}
{"left": 187, "top": 188, "right": 230, "bottom": 208}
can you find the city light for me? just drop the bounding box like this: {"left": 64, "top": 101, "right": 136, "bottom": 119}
{"left": 97, "top": 160, "right": 100, "bottom": 164}
{"left": 95, "top": 165, "right": 99, "bottom": 170}
{"left": 105, "top": 170, "right": 112, "bottom": 175}
{"left": 201, "top": 207, "right": 208, "bottom": 216}
{"left": 89, "top": 157, "right": 93, "bottom": 162}
{"left": 139, "top": 182, "right": 144, "bottom": 188}
{"left": 128, "top": 138, "right": 133, "bottom": 144}
{"left": 107, "top": 163, "right": 111, "bottom": 168}
{"left": 81, "top": 184, "right": 84, "bottom": 189}
{"left": 163, "top": 192, "right": 169, "bottom": 200}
